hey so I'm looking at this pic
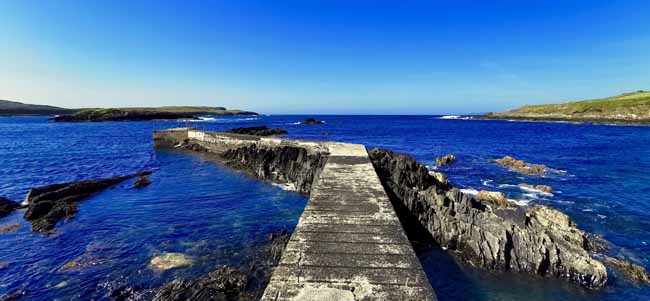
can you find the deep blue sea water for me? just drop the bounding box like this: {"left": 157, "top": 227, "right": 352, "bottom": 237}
{"left": 1, "top": 115, "right": 649, "bottom": 300}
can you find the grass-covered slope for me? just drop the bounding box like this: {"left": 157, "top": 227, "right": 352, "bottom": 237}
{"left": 0, "top": 99, "right": 75, "bottom": 116}
{"left": 485, "top": 91, "right": 650, "bottom": 125}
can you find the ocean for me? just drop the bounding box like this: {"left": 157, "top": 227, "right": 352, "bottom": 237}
{"left": 1, "top": 115, "right": 649, "bottom": 300}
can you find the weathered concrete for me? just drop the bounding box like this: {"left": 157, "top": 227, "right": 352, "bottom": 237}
{"left": 153, "top": 129, "right": 436, "bottom": 300}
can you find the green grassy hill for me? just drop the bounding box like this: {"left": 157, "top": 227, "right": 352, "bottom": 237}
{"left": 486, "top": 91, "right": 650, "bottom": 124}
{"left": 0, "top": 99, "right": 76, "bottom": 116}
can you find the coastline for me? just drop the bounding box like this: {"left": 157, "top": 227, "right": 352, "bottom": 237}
{"left": 482, "top": 114, "right": 650, "bottom": 126}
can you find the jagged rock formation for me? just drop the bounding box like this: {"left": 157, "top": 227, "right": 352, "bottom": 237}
{"left": 225, "top": 126, "right": 288, "bottom": 136}
{"left": 0, "top": 197, "right": 20, "bottom": 218}
{"left": 219, "top": 145, "right": 326, "bottom": 195}
{"left": 435, "top": 154, "right": 456, "bottom": 166}
{"left": 368, "top": 148, "right": 607, "bottom": 288}
{"left": 23, "top": 171, "right": 150, "bottom": 233}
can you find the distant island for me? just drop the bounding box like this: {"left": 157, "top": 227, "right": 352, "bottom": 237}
{"left": 0, "top": 99, "right": 257, "bottom": 121}
{"left": 0, "top": 99, "right": 76, "bottom": 116}
{"left": 484, "top": 90, "right": 650, "bottom": 125}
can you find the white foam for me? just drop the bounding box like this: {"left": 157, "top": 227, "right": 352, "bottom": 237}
{"left": 497, "top": 184, "right": 517, "bottom": 188}
{"left": 272, "top": 182, "right": 297, "bottom": 192}
{"left": 439, "top": 115, "right": 472, "bottom": 120}
{"left": 460, "top": 188, "right": 479, "bottom": 195}
{"left": 518, "top": 186, "right": 554, "bottom": 197}
{"left": 509, "top": 198, "right": 532, "bottom": 206}
{"left": 481, "top": 179, "right": 494, "bottom": 187}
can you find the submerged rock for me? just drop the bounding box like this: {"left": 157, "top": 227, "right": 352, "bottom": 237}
{"left": 495, "top": 156, "right": 550, "bottom": 175}
{"left": 604, "top": 256, "right": 650, "bottom": 284}
{"left": 22, "top": 171, "right": 150, "bottom": 233}
{"left": 0, "top": 291, "right": 26, "bottom": 301}
{"left": 153, "top": 230, "right": 291, "bottom": 301}
{"left": 298, "top": 118, "right": 324, "bottom": 125}
{"left": 0, "top": 197, "right": 20, "bottom": 218}
{"left": 150, "top": 253, "right": 193, "bottom": 271}
{"left": 519, "top": 183, "right": 554, "bottom": 193}
{"left": 133, "top": 175, "right": 152, "bottom": 188}
{"left": 225, "top": 126, "right": 288, "bottom": 136}
{"left": 477, "top": 190, "right": 512, "bottom": 207}
{"left": 369, "top": 148, "right": 607, "bottom": 288}
{"left": 435, "top": 154, "right": 457, "bottom": 166}
{"left": 0, "top": 224, "right": 20, "bottom": 234}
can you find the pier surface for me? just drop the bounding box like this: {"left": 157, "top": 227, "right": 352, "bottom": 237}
{"left": 153, "top": 129, "right": 435, "bottom": 300}
{"left": 261, "top": 143, "right": 434, "bottom": 300}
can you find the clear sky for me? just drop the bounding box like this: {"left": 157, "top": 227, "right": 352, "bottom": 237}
{"left": 1, "top": 1, "right": 649, "bottom": 114}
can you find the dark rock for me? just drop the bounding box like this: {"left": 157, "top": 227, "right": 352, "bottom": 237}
{"left": 220, "top": 144, "right": 326, "bottom": 195}
{"left": 298, "top": 118, "right": 324, "bottom": 125}
{"left": 604, "top": 256, "right": 650, "bottom": 284}
{"left": 225, "top": 126, "right": 288, "bottom": 136}
{"left": 133, "top": 176, "right": 152, "bottom": 188}
{"left": 369, "top": 148, "right": 607, "bottom": 288}
{"left": 0, "top": 291, "right": 26, "bottom": 301}
{"left": 435, "top": 154, "right": 456, "bottom": 166}
{"left": 153, "top": 266, "right": 247, "bottom": 301}
{"left": 175, "top": 139, "right": 209, "bottom": 152}
{"left": 23, "top": 171, "right": 151, "bottom": 233}
{"left": 0, "top": 197, "right": 20, "bottom": 218}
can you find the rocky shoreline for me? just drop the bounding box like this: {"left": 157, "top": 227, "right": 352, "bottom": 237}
{"left": 154, "top": 129, "right": 650, "bottom": 291}
{"left": 368, "top": 148, "right": 608, "bottom": 288}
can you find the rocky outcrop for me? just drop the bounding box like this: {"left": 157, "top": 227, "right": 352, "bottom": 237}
{"left": 604, "top": 256, "right": 650, "bottom": 284}
{"left": 369, "top": 148, "right": 607, "bottom": 288}
{"left": 299, "top": 118, "right": 325, "bottom": 125}
{"left": 495, "top": 156, "right": 558, "bottom": 176}
{"left": 0, "top": 197, "right": 20, "bottom": 218}
{"left": 23, "top": 171, "right": 150, "bottom": 233}
{"left": 220, "top": 144, "right": 327, "bottom": 195}
{"left": 477, "top": 190, "right": 512, "bottom": 207}
{"left": 519, "top": 184, "right": 554, "bottom": 193}
{"left": 435, "top": 154, "right": 456, "bottom": 166}
{"left": 153, "top": 230, "right": 291, "bottom": 301}
{"left": 226, "top": 126, "right": 288, "bottom": 136}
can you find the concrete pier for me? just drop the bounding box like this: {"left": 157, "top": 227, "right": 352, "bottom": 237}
{"left": 153, "top": 129, "right": 435, "bottom": 300}
{"left": 262, "top": 142, "right": 434, "bottom": 300}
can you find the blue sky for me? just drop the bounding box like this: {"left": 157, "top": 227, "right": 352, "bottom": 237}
{"left": 1, "top": 1, "right": 649, "bottom": 114}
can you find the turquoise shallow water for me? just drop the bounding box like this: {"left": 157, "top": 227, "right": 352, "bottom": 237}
{"left": 1, "top": 115, "right": 649, "bottom": 300}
